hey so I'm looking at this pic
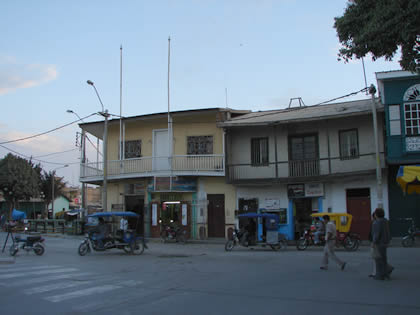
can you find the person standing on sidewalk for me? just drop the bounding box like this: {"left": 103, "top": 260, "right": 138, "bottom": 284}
{"left": 372, "top": 208, "right": 393, "bottom": 280}
{"left": 320, "top": 215, "right": 346, "bottom": 271}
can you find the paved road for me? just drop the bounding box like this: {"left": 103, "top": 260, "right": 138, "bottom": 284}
{"left": 0, "top": 233, "right": 419, "bottom": 315}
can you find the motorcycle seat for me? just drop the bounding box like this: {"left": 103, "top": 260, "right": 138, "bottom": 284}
{"left": 27, "top": 236, "right": 42, "bottom": 242}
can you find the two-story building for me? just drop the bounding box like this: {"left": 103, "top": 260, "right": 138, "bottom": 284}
{"left": 219, "top": 99, "right": 388, "bottom": 240}
{"left": 79, "top": 108, "right": 249, "bottom": 239}
{"left": 376, "top": 70, "right": 420, "bottom": 236}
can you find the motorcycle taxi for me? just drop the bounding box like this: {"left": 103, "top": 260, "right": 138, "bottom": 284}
{"left": 78, "top": 211, "right": 148, "bottom": 256}
{"left": 225, "top": 212, "right": 287, "bottom": 251}
{"left": 296, "top": 213, "right": 360, "bottom": 251}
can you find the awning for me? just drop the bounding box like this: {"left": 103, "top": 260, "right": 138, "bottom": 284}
{"left": 396, "top": 165, "right": 420, "bottom": 194}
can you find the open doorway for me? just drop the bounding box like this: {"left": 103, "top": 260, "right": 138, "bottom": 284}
{"left": 293, "top": 198, "right": 312, "bottom": 239}
{"left": 125, "top": 196, "right": 144, "bottom": 235}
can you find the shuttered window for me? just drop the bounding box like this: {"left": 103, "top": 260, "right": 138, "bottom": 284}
{"left": 251, "top": 137, "right": 269, "bottom": 166}
{"left": 187, "top": 136, "right": 213, "bottom": 155}
{"left": 339, "top": 129, "right": 359, "bottom": 160}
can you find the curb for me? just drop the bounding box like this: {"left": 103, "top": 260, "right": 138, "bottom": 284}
{"left": 0, "top": 257, "right": 15, "bottom": 264}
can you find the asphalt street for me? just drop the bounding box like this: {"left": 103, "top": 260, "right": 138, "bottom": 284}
{"left": 0, "top": 232, "right": 419, "bottom": 315}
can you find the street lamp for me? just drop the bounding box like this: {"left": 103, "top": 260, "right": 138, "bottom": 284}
{"left": 67, "top": 109, "right": 87, "bottom": 211}
{"left": 87, "top": 80, "right": 109, "bottom": 211}
{"left": 51, "top": 165, "right": 68, "bottom": 219}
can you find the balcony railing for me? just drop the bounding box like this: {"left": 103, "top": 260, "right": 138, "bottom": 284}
{"left": 80, "top": 154, "right": 225, "bottom": 181}
{"left": 227, "top": 153, "right": 384, "bottom": 182}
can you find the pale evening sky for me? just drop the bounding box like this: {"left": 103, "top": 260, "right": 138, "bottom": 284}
{"left": 0, "top": 0, "right": 401, "bottom": 186}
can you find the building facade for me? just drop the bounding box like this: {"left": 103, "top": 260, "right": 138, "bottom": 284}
{"left": 220, "top": 99, "right": 388, "bottom": 240}
{"left": 79, "top": 108, "right": 249, "bottom": 239}
{"left": 376, "top": 70, "right": 420, "bottom": 236}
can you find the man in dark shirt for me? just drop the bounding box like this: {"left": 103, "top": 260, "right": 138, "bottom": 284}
{"left": 93, "top": 218, "right": 109, "bottom": 249}
{"left": 372, "top": 208, "right": 392, "bottom": 280}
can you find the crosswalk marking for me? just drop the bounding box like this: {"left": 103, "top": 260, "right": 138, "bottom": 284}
{"left": 45, "top": 284, "right": 123, "bottom": 303}
{"left": 0, "top": 268, "right": 78, "bottom": 279}
{"left": 0, "top": 265, "right": 59, "bottom": 273}
{"left": 24, "top": 280, "right": 95, "bottom": 295}
{"left": 6, "top": 272, "right": 94, "bottom": 287}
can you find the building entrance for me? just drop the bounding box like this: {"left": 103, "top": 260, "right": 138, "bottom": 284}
{"left": 125, "top": 196, "right": 144, "bottom": 235}
{"left": 293, "top": 198, "right": 313, "bottom": 239}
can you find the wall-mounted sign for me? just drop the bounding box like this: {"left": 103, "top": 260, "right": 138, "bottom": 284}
{"left": 287, "top": 184, "right": 305, "bottom": 198}
{"left": 305, "top": 183, "right": 324, "bottom": 197}
{"left": 264, "top": 198, "right": 281, "bottom": 210}
{"left": 288, "top": 183, "right": 324, "bottom": 198}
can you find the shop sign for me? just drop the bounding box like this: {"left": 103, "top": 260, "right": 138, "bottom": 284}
{"left": 287, "top": 184, "right": 305, "bottom": 198}
{"left": 304, "top": 183, "right": 324, "bottom": 197}
{"left": 264, "top": 198, "right": 281, "bottom": 210}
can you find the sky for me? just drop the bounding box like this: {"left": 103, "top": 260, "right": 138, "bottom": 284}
{"left": 0, "top": 0, "right": 402, "bottom": 186}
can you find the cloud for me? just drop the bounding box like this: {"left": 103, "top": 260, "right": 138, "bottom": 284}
{"left": 0, "top": 56, "right": 58, "bottom": 95}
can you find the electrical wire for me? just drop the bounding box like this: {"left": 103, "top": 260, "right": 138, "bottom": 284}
{"left": 0, "top": 113, "right": 97, "bottom": 145}
{"left": 0, "top": 143, "right": 79, "bottom": 166}
{"left": 33, "top": 148, "right": 78, "bottom": 158}
{"left": 85, "top": 135, "right": 102, "bottom": 156}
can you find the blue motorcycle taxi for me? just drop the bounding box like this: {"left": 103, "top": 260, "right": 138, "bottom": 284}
{"left": 78, "top": 211, "right": 148, "bottom": 256}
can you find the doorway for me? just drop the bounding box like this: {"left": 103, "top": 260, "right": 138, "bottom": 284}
{"left": 125, "top": 196, "right": 144, "bottom": 235}
{"left": 346, "top": 188, "right": 371, "bottom": 240}
{"left": 208, "top": 194, "right": 225, "bottom": 238}
{"left": 293, "top": 198, "right": 312, "bottom": 239}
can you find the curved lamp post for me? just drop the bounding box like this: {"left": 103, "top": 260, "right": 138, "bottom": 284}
{"left": 87, "top": 80, "right": 109, "bottom": 211}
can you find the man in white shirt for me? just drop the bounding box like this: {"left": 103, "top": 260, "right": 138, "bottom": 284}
{"left": 120, "top": 217, "right": 128, "bottom": 231}
{"left": 320, "top": 215, "right": 346, "bottom": 271}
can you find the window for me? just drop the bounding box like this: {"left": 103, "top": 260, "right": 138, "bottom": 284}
{"left": 289, "top": 135, "right": 317, "bottom": 160}
{"left": 121, "top": 140, "right": 141, "bottom": 159}
{"left": 187, "top": 136, "right": 213, "bottom": 155}
{"left": 251, "top": 137, "right": 268, "bottom": 166}
{"left": 404, "top": 102, "right": 420, "bottom": 136}
{"left": 339, "top": 129, "right": 359, "bottom": 160}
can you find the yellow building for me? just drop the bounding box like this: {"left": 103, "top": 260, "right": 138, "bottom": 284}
{"left": 79, "top": 108, "right": 249, "bottom": 239}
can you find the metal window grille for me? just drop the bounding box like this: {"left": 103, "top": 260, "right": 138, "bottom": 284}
{"left": 339, "top": 129, "right": 359, "bottom": 160}
{"left": 121, "top": 140, "right": 141, "bottom": 159}
{"left": 404, "top": 102, "right": 420, "bottom": 136}
{"left": 251, "top": 138, "right": 268, "bottom": 166}
{"left": 187, "top": 136, "right": 213, "bottom": 155}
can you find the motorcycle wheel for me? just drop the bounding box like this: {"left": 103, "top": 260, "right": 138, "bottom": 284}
{"left": 296, "top": 238, "right": 308, "bottom": 250}
{"left": 270, "top": 244, "right": 281, "bottom": 251}
{"left": 123, "top": 245, "right": 131, "bottom": 253}
{"left": 225, "top": 240, "right": 235, "bottom": 251}
{"left": 402, "top": 236, "right": 414, "bottom": 247}
{"left": 78, "top": 242, "right": 89, "bottom": 256}
{"left": 9, "top": 245, "right": 18, "bottom": 256}
{"left": 160, "top": 231, "right": 168, "bottom": 243}
{"left": 34, "top": 244, "right": 44, "bottom": 256}
{"left": 130, "top": 241, "right": 145, "bottom": 255}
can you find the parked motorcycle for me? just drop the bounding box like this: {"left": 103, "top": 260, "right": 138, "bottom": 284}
{"left": 402, "top": 218, "right": 420, "bottom": 247}
{"left": 296, "top": 228, "right": 360, "bottom": 251}
{"left": 225, "top": 226, "right": 287, "bottom": 251}
{"left": 160, "top": 224, "right": 187, "bottom": 244}
{"left": 9, "top": 233, "right": 45, "bottom": 256}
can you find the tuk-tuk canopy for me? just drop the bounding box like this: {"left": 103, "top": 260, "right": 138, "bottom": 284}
{"left": 12, "top": 209, "right": 26, "bottom": 220}
{"left": 88, "top": 211, "right": 139, "bottom": 218}
{"left": 311, "top": 212, "right": 352, "bottom": 233}
{"left": 396, "top": 165, "right": 420, "bottom": 195}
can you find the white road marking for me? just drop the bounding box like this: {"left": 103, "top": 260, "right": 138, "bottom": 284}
{"left": 6, "top": 272, "right": 94, "bottom": 287}
{"left": 24, "top": 280, "right": 95, "bottom": 295}
{"left": 45, "top": 284, "right": 123, "bottom": 303}
{"left": 0, "top": 265, "right": 59, "bottom": 273}
{"left": 0, "top": 268, "right": 78, "bottom": 279}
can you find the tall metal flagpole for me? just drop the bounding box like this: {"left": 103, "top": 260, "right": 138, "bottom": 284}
{"left": 119, "top": 45, "right": 123, "bottom": 160}
{"left": 168, "top": 36, "right": 173, "bottom": 190}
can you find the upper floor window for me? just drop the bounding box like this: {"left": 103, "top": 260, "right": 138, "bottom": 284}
{"left": 404, "top": 102, "right": 420, "bottom": 136}
{"left": 289, "top": 135, "right": 318, "bottom": 160}
{"left": 121, "top": 140, "right": 141, "bottom": 159}
{"left": 187, "top": 136, "right": 213, "bottom": 155}
{"left": 251, "top": 137, "right": 268, "bottom": 166}
{"left": 339, "top": 129, "right": 359, "bottom": 160}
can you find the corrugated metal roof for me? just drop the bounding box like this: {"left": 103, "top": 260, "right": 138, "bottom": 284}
{"left": 219, "top": 98, "right": 383, "bottom": 127}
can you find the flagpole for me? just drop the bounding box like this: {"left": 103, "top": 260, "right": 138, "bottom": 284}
{"left": 167, "top": 36, "right": 172, "bottom": 190}
{"left": 119, "top": 45, "right": 123, "bottom": 160}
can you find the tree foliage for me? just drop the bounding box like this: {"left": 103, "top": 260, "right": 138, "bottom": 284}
{"left": 0, "top": 153, "right": 41, "bottom": 213}
{"left": 334, "top": 0, "right": 420, "bottom": 73}
{"left": 40, "top": 170, "right": 66, "bottom": 217}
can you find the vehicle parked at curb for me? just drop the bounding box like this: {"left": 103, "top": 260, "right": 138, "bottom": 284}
{"left": 402, "top": 218, "right": 420, "bottom": 247}
{"left": 225, "top": 213, "right": 287, "bottom": 252}
{"left": 78, "top": 211, "right": 147, "bottom": 256}
{"left": 160, "top": 221, "right": 187, "bottom": 244}
{"left": 296, "top": 213, "right": 360, "bottom": 251}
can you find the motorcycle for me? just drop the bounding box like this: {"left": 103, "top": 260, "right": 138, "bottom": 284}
{"left": 160, "top": 223, "right": 187, "bottom": 244}
{"left": 78, "top": 211, "right": 148, "bottom": 256}
{"left": 225, "top": 228, "right": 251, "bottom": 250}
{"left": 9, "top": 233, "right": 45, "bottom": 256}
{"left": 296, "top": 228, "right": 360, "bottom": 251}
{"left": 402, "top": 218, "right": 420, "bottom": 247}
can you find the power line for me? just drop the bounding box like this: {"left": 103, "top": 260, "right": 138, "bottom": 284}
{"left": 0, "top": 144, "right": 79, "bottom": 166}
{"left": 85, "top": 135, "right": 102, "bottom": 156}
{"left": 0, "top": 113, "right": 97, "bottom": 145}
{"left": 33, "top": 148, "right": 78, "bottom": 158}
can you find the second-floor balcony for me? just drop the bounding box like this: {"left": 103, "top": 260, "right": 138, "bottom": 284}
{"left": 80, "top": 154, "right": 225, "bottom": 182}
{"left": 227, "top": 153, "right": 385, "bottom": 183}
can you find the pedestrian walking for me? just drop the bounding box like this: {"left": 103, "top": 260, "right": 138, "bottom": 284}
{"left": 368, "top": 212, "right": 377, "bottom": 277}
{"left": 320, "top": 214, "right": 346, "bottom": 271}
{"left": 371, "top": 208, "right": 393, "bottom": 280}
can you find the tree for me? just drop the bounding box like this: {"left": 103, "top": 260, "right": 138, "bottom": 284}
{"left": 40, "top": 170, "right": 66, "bottom": 219}
{"left": 0, "top": 153, "right": 41, "bottom": 217}
{"left": 334, "top": 0, "right": 420, "bottom": 73}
